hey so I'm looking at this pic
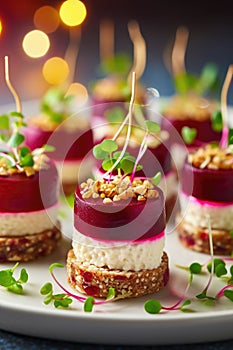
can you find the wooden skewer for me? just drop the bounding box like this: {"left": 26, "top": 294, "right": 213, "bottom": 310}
{"left": 220, "top": 64, "right": 233, "bottom": 148}
{"left": 99, "top": 19, "right": 114, "bottom": 62}
{"left": 4, "top": 56, "right": 22, "bottom": 113}
{"left": 128, "top": 20, "right": 146, "bottom": 82}
{"left": 64, "top": 27, "right": 81, "bottom": 86}
{"left": 171, "top": 26, "right": 189, "bottom": 77}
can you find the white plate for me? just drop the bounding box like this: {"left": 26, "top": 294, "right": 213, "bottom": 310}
{"left": 0, "top": 100, "right": 232, "bottom": 345}
{"left": 0, "top": 204, "right": 233, "bottom": 346}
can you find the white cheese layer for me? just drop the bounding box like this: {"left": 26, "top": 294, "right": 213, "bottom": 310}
{"left": 72, "top": 229, "right": 165, "bottom": 271}
{"left": 179, "top": 192, "right": 233, "bottom": 230}
{"left": 55, "top": 156, "right": 94, "bottom": 183}
{"left": 0, "top": 205, "right": 58, "bottom": 236}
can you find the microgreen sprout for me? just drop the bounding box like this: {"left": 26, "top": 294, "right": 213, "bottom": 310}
{"left": 211, "top": 110, "right": 223, "bottom": 132}
{"left": 0, "top": 262, "right": 28, "bottom": 295}
{"left": 41, "top": 263, "right": 124, "bottom": 312}
{"left": 144, "top": 216, "right": 233, "bottom": 314}
{"left": 0, "top": 111, "right": 55, "bottom": 174}
{"left": 93, "top": 72, "right": 162, "bottom": 184}
{"left": 174, "top": 63, "right": 219, "bottom": 96}
{"left": 40, "top": 86, "right": 74, "bottom": 124}
{"left": 40, "top": 282, "right": 73, "bottom": 309}
{"left": 0, "top": 56, "right": 55, "bottom": 174}
{"left": 181, "top": 126, "right": 197, "bottom": 145}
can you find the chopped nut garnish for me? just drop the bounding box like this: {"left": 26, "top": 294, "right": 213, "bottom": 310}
{"left": 162, "top": 94, "right": 219, "bottom": 121}
{"left": 80, "top": 175, "right": 159, "bottom": 204}
{"left": 188, "top": 144, "right": 233, "bottom": 170}
{"left": 0, "top": 153, "right": 50, "bottom": 177}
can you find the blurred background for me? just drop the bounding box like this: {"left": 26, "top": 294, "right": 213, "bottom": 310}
{"left": 0, "top": 0, "right": 232, "bottom": 107}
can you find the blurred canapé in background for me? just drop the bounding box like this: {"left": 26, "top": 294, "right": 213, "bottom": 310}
{"left": 0, "top": 0, "right": 232, "bottom": 106}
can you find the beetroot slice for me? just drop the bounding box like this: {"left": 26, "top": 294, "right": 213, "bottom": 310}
{"left": 74, "top": 185, "right": 165, "bottom": 242}
{"left": 23, "top": 123, "right": 94, "bottom": 160}
{"left": 0, "top": 159, "right": 58, "bottom": 213}
{"left": 181, "top": 161, "right": 233, "bottom": 202}
{"left": 161, "top": 116, "right": 221, "bottom": 146}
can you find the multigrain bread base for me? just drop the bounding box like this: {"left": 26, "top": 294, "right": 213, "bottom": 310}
{"left": 176, "top": 213, "right": 233, "bottom": 255}
{"left": 0, "top": 222, "right": 62, "bottom": 262}
{"left": 66, "top": 249, "right": 169, "bottom": 299}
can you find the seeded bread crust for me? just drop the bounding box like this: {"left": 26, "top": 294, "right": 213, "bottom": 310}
{"left": 176, "top": 213, "right": 233, "bottom": 255}
{"left": 0, "top": 222, "right": 62, "bottom": 262}
{"left": 66, "top": 249, "right": 169, "bottom": 299}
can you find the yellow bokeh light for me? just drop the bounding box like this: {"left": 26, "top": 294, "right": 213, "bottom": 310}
{"left": 0, "top": 19, "right": 3, "bottom": 35}
{"left": 43, "top": 57, "right": 70, "bottom": 85}
{"left": 66, "top": 82, "right": 89, "bottom": 106}
{"left": 22, "top": 30, "right": 50, "bottom": 58}
{"left": 34, "top": 6, "right": 60, "bottom": 34}
{"left": 59, "top": 0, "right": 87, "bottom": 27}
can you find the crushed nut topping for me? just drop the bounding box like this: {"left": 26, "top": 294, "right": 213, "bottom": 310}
{"left": 188, "top": 144, "right": 233, "bottom": 170}
{"left": 0, "top": 154, "right": 49, "bottom": 177}
{"left": 162, "top": 94, "right": 218, "bottom": 121}
{"left": 80, "top": 175, "right": 159, "bottom": 203}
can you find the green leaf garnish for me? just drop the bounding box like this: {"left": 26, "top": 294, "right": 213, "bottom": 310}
{"left": 0, "top": 270, "right": 14, "bottom": 287}
{"left": 19, "top": 268, "right": 29, "bottom": 284}
{"left": 0, "top": 115, "right": 10, "bottom": 130}
{"left": 106, "top": 288, "right": 115, "bottom": 300}
{"left": 105, "top": 107, "right": 125, "bottom": 123}
{"left": 99, "top": 52, "right": 132, "bottom": 76}
{"left": 84, "top": 296, "right": 94, "bottom": 312}
{"left": 145, "top": 120, "right": 161, "bottom": 133}
{"left": 189, "top": 262, "right": 202, "bottom": 274}
{"left": 207, "top": 258, "right": 225, "bottom": 275}
{"left": 0, "top": 263, "right": 28, "bottom": 294}
{"left": 8, "top": 132, "right": 25, "bottom": 148}
{"left": 180, "top": 300, "right": 194, "bottom": 312}
{"left": 93, "top": 144, "right": 109, "bottom": 160}
{"left": 174, "top": 73, "right": 197, "bottom": 94}
{"left": 10, "top": 111, "right": 24, "bottom": 118}
{"left": 40, "top": 282, "right": 73, "bottom": 308}
{"left": 19, "top": 154, "right": 34, "bottom": 167}
{"left": 224, "top": 290, "right": 233, "bottom": 302}
{"left": 181, "top": 126, "right": 197, "bottom": 145}
{"left": 100, "top": 139, "right": 118, "bottom": 153}
{"left": 196, "top": 63, "right": 219, "bottom": 95}
{"left": 144, "top": 299, "right": 162, "bottom": 314}
{"left": 102, "top": 158, "right": 116, "bottom": 171}
{"left": 120, "top": 157, "right": 135, "bottom": 175}
{"left": 211, "top": 111, "right": 223, "bottom": 132}
{"left": 174, "top": 63, "right": 219, "bottom": 95}
{"left": 0, "top": 111, "right": 52, "bottom": 173}
{"left": 40, "top": 86, "right": 74, "bottom": 124}
{"left": 151, "top": 172, "right": 161, "bottom": 186}
{"left": 40, "top": 282, "right": 53, "bottom": 295}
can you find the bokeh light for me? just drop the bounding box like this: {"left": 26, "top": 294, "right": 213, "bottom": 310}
{"left": 66, "top": 82, "right": 89, "bottom": 106}
{"left": 42, "top": 57, "right": 70, "bottom": 85}
{"left": 34, "top": 6, "right": 60, "bottom": 33}
{"left": 0, "top": 19, "right": 3, "bottom": 35}
{"left": 59, "top": 0, "right": 87, "bottom": 27}
{"left": 22, "top": 30, "right": 50, "bottom": 58}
